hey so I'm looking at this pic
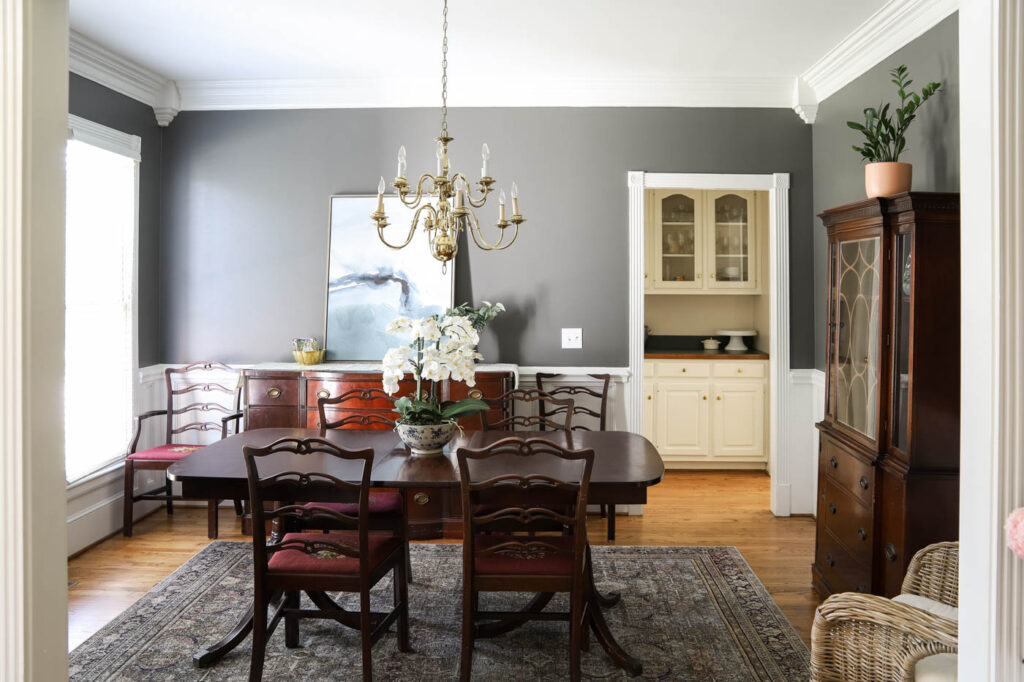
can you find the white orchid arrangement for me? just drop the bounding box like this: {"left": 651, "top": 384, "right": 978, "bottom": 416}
{"left": 382, "top": 302, "right": 504, "bottom": 425}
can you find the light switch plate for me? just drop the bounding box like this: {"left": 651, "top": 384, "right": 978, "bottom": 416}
{"left": 561, "top": 328, "right": 583, "bottom": 349}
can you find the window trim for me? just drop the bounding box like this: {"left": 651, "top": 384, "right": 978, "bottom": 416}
{"left": 65, "top": 115, "right": 142, "bottom": 482}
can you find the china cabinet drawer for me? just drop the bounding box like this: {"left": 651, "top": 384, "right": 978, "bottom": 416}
{"left": 712, "top": 362, "right": 765, "bottom": 378}
{"left": 820, "top": 479, "right": 874, "bottom": 566}
{"left": 655, "top": 361, "right": 711, "bottom": 378}
{"left": 821, "top": 440, "right": 874, "bottom": 508}
{"left": 247, "top": 379, "right": 300, "bottom": 407}
{"left": 815, "top": 530, "right": 871, "bottom": 595}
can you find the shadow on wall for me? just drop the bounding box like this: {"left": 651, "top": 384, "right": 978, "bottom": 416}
{"left": 488, "top": 297, "right": 537, "bottom": 363}
{"left": 923, "top": 50, "right": 957, "bottom": 189}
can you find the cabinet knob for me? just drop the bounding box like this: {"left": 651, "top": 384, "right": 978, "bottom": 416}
{"left": 829, "top": 456, "right": 838, "bottom": 469}
{"left": 697, "top": 273, "right": 702, "bottom": 279}
{"left": 857, "top": 527, "right": 868, "bottom": 541}
{"left": 316, "top": 389, "right": 330, "bottom": 399}
{"left": 825, "top": 553, "right": 835, "bottom": 568}
{"left": 702, "top": 395, "right": 707, "bottom": 401}
{"left": 716, "top": 396, "right": 722, "bottom": 401}
{"left": 413, "top": 492, "right": 430, "bottom": 506}
{"left": 646, "top": 395, "right": 652, "bottom": 401}
{"left": 828, "top": 502, "right": 836, "bottom": 515}
{"left": 885, "top": 543, "right": 898, "bottom": 562}
{"left": 859, "top": 476, "right": 869, "bottom": 490}
{"left": 266, "top": 387, "right": 282, "bottom": 398}
{"left": 681, "top": 368, "right": 687, "bottom": 373}
{"left": 737, "top": 368, "right": 743, "bottom": 373}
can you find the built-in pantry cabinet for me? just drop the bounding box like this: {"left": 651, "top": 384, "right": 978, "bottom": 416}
{"left": 643, "top": 359, "right": 767, "bottom": 467}
{"left": 645, "top": 189, "right": 760, "bottom": 293}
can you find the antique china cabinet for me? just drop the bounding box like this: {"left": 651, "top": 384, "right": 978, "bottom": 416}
{"left": 813, "top": 192, "right": 960, "bottom": 598}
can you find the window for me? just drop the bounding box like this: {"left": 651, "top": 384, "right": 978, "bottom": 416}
{"left": 64, "top": 116, "right": 140, "bottom": 482}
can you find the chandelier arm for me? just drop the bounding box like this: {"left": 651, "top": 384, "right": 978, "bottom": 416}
{"left": 377, "top": 205, "right": 428, "bottom": 250}
{"left": 397, "top": 173, "right": 438, "bottom": 209}
{"left": 466, "top": 208, "right": 512, "bottom": 251}
{"left": 451, "top": 172, "right": 492, "bottom": 208}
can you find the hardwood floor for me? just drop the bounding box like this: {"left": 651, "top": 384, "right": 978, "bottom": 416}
{"left": 67, "top": 470, "right": 819, "bottom": 651}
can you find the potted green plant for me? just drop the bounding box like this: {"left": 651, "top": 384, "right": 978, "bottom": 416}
{"left": 381, "top": 301, "right": 504, "bottom": 456}
{"left": 847, "top": 64, "right": 942, "bottom": 198}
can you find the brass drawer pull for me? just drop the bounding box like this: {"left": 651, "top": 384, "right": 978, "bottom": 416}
{"left": 716, "top": 396, "right": 722, "bottom": 401}
{"left": 828, "top": 502, "right": 836, "bottom": 515}
{"left": 646, "top": 395, "right": 652, "bottom": 401}
{"left": 681, "top": 368, "right": 687, "bottom": 373}
{"left": 857, "top": 527, "right": 868, "bottom": 541}
{"left": 317, "top": 389, "right": 330, "bottom": 399}
{"left": 737, "top": 368, "right": 743, "bottom": 373}
{"left": 829, "top": 456, "right": 838, "bottom": 469}
{"left": 413, "top": 492, "right": 430, "bottom": 506}
{"left": 885, "top": 543, "right": 898, "bottom": 562}
{"left": 859, "top": 476, "right": 869, "bottom": 490}
{"left": 702, "top": 395, "right": 707, "bottom": 401}
{"left": 266, "top": 387, "right": 282, "bottom": 399}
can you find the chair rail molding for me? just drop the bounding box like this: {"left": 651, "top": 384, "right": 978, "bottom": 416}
{"left": 800, "top": 0, "right": 959, "bottom": 104}
{"left": 627, "top": 171, "right": 809, "bottom": 516}
{"left": 958, "top": 0, "right": 1023, "bottom": 678}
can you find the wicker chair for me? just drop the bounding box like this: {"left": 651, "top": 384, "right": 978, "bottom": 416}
{"left": 810, "top": 541, "right": 958, "bottom": 681}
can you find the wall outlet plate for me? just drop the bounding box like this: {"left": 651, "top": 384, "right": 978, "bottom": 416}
{"left": 561, "top": 328, "right": 583, "bottom": 349}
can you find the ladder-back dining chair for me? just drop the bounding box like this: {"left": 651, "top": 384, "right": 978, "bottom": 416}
{"left": 122, "top": 361, "right": 243, "bottom": 539}
{"left": 243, "top": 437, "right": 410, "bottom": 682}
{"left": 456, "top": 437, "right": 595, "bottom": 682}
{"left": 479, "top": 388, "right": 575, "bottom": 431}
{"left": 536, "top": 373, "right": 619, "bottom": 540}
{"left": 317, "top": 389, "right": 412, "bottom": 581}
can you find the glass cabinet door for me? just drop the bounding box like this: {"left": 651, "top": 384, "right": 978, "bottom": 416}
{"left": 706, "top": 190, "right": 755, "bottom": 289}
{"left": 831, "top": 235, "right": 882, "bottom": 441}
{"left": 653, "top": 190, "right": 703, "bottom": 289}
{"left": 891, "top": 233, "right": 912, "bottom": 452}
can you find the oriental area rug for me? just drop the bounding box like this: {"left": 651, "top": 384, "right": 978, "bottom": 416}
{"left": 69, "top": 543, "right": 809, "bottom": 681}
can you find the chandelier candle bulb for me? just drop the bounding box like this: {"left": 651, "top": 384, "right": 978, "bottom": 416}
{"left": 454, "top": 177, "right": 465, "bottom": 208}
{"left": 481, "top": 143, "right": 490, "bottom": 178}
{"left": 511, "top": 182, "right": 520, "bottom": 215}
{"left": 436, "top": 141, "right": 443, "bottom": 175}
{"left": 498, "top": 190, "right": 507, "bottom": 222}
{"left": 397, "top": 145, "right": 407, "bottom": 179}
{"left": 376, "top": 176, "right": 385, "bottom": 212}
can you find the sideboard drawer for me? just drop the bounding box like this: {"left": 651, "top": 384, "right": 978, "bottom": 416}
{"left": 305, "top": 377, "right": 405, "bottom": 408}
{"left": 307, "top": 408, "right": 395, "bottom": 430}
{"left": 821, "top": 479, "right": 873, "bottom": 566}
{"left": 821, "top": 439, "right": 874, "bottom": 507}
{"left": 247, "top": 406, "right": 300, "bottom": 429}
{"left": 248, "top": 378, "right": 300, "bottom": 407}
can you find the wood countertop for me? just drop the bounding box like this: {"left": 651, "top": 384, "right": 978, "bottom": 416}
{"left": 644, "top": 350, "right": 769, "bottom": 360}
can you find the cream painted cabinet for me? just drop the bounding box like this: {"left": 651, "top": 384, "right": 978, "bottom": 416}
{"left": 646, "top": 188, "right": 759, "bottom": 294}
{"left": 645, "top": 360, "right": 767, "bottom": 467}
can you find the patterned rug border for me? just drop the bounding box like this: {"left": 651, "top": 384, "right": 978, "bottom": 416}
{"left": 70, "top": 542, "right": 809, "bottom": 681}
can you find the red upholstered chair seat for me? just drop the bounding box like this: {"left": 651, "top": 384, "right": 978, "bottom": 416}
{"left": 473, "top": 534, "right": 574, "bottom": 576}
{"left": 126, "top": 444, "right": 204, "bottom": 461}
{"left": 268, "top": 531, "right": 401, "bottom": 575}
{"left": 304, "top": 492, "right": 403, "bottom": 517}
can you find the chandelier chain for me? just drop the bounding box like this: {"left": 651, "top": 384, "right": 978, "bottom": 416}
{"left": 440, "top": 0, "right": 448, "bottom": 138}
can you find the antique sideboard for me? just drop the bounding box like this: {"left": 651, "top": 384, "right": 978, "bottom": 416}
{"left": 240, "top": 363, "right": 517, "bottom": 537}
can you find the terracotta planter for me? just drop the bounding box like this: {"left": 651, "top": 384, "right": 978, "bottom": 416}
{"left": 396, "top": 420, "right": 458, "bottom": 457}
{"left": 865, "top": 162, "right": 912, "bottom": 198}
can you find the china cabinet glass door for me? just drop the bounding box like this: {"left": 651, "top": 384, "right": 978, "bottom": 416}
{"left": 653, "top": 190, "right": 703, "bottom": 289}
{"left": 706, "top": 190, "right": 755, "bottom": 289}
{"left": 830, "top": 235, "right": 882, "bottom": 441}
{"left": 890, "top": 232, "right": 912, "bottom": 452}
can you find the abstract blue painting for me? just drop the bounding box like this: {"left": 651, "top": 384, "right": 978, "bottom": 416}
{"left": 324, "top": 195, "right": 454, "bottom": 361}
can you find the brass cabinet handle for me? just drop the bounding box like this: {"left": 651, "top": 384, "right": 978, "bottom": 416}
{"left": 316, "top": 389, "right": 330, "bottom": 399}
{"left": 266, "top": 387, "right": 282, "bottom": 398}
{"left": 737, "top": 368, "right": 743, "bottom": 373}
{"left": 859, "top": 476, "right": 869, "bottom": 490}
{"left": 702, "top": 395, "right": 707, "bottom": 401}
{"left": 830, "top": 456, "right": 838, "bottom": 469}
{"left": 885, "top": 543, "right": 898, "bottom": 562}
{"left": 646, "top": 395, "right": 652, "bottom": 401}
{"left": 710, "top": 273, "right": 716, "bottom": 279}
{"left": 828, "top": 502, "right": 836, "bottom": 515}
{"left": 716, "top": 396, "right": 722, "bottom": 401}
{"left": 468, "top": 389, "right": 483, "bottom": 399}
{"left": 413, "top": 492, "right": 430, "bottom": 506}
{"left": 697, "top": 273, "right": 702, "bottom": 279}
{"left": 681, "top": 368, "right": 687, "bottom": 372}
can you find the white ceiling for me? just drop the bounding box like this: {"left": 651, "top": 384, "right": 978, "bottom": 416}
{"left": 69, "top": 0, "right": 888, "bottom": 109}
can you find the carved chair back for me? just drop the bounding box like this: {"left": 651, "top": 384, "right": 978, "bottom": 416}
{"left": 457, "top": 437, "right": 593, "bottom": 569}
{"left": 480, "top": 388, "right": 575, "bottom": 431}
{"left": 164, "top": 361, "right": 241, "bottom": 445}
{"left": 535, "top": 373, "right": 611, "bottom": 431}
{"left": 317, "top": 388, "right": 397, "bottom": 434}
{"left": 243, "top": 437, "right": 374, "bottom": 581}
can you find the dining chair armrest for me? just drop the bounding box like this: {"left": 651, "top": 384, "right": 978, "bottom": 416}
{"left": 127, "top": 409, "right": 168, "bottom": 454}
{"left": 221, "top": 411, "right": 244, "bottom": 439}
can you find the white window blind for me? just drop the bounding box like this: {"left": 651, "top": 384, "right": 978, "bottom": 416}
{"left": 64, "top": 118, "right": 140, "bottom": 483}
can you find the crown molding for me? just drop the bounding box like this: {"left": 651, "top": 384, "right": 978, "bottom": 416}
{"left": 800, "top": 0, "right": 959, "bottom": 104}
{"left": 69, "top": 30, "right": 180, "bottom": 126}
{"left": 176, "top": 75, "right": 796, "bottom": 111}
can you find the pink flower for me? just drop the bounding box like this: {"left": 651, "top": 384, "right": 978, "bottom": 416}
{"left": 1006, "top": 507, "right": 1024, "bottom": 559}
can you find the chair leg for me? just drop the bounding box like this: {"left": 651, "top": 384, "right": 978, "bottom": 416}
{"left": 249, "top": 590, "right": 268, "bottom": 682}
{"left": 360, "top": 589, "right": 373, "bottom": 682}
{"left": 459, "top": 589, "right": 475, "bottom": 681}
{"left": 405, "top": 542, "right": 414, "bottom": 584}
{"left": 284, "top": 590, "right": 300, "bottom": 648}
{"left": 207, "top": 500, "right": 219, "bottom": 539}
{"left": 233, "top": 498, "right": 244, "bottom": 517}
{"left": 569, "top": 592, "right": 583, "bottom": 682}
{"left": 606, "top": 504, "right": 616, "bottom": 541}
{"left": 599, "top": 504, "right": 607, "bottom": 519}
{"left": 165, "top": 478, "right": 174, "bottom": 515}
{"left": 395, "top": 555, "right": 411, "bottom": 652}
{"left": 122, "top": 461, "right": 134, "bottom": 537}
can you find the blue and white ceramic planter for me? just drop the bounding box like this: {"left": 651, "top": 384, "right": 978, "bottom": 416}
{"left": 396, "top": 420, "right": 458, "bottom": 457}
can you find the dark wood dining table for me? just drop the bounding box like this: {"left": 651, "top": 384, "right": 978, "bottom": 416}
{"left": 168, "top": 427, "right": 664, "bottom": 675}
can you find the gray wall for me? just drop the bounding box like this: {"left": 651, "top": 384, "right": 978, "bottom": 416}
{"left": 812, "top": 13, "right": 959, "bottom": 370}
{"left": 68, "top": 73, "right": 165, "bottom": 366}
{"left": 162, "top": 107, "right": 815, "bottom": 367}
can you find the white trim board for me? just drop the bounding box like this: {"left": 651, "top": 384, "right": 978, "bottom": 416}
{"left": 628, "top": 171, "right": 809, "bottom": 516}
{"left": 68, "top": 114, "right": 141, "bottom": 161}
{"left": 800, "top": 0, "right": 959, "bottom": 104}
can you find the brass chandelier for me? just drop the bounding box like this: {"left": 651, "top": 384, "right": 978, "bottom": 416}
{"left": 370, "top": 0, "right": 524, "bottom": 273}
